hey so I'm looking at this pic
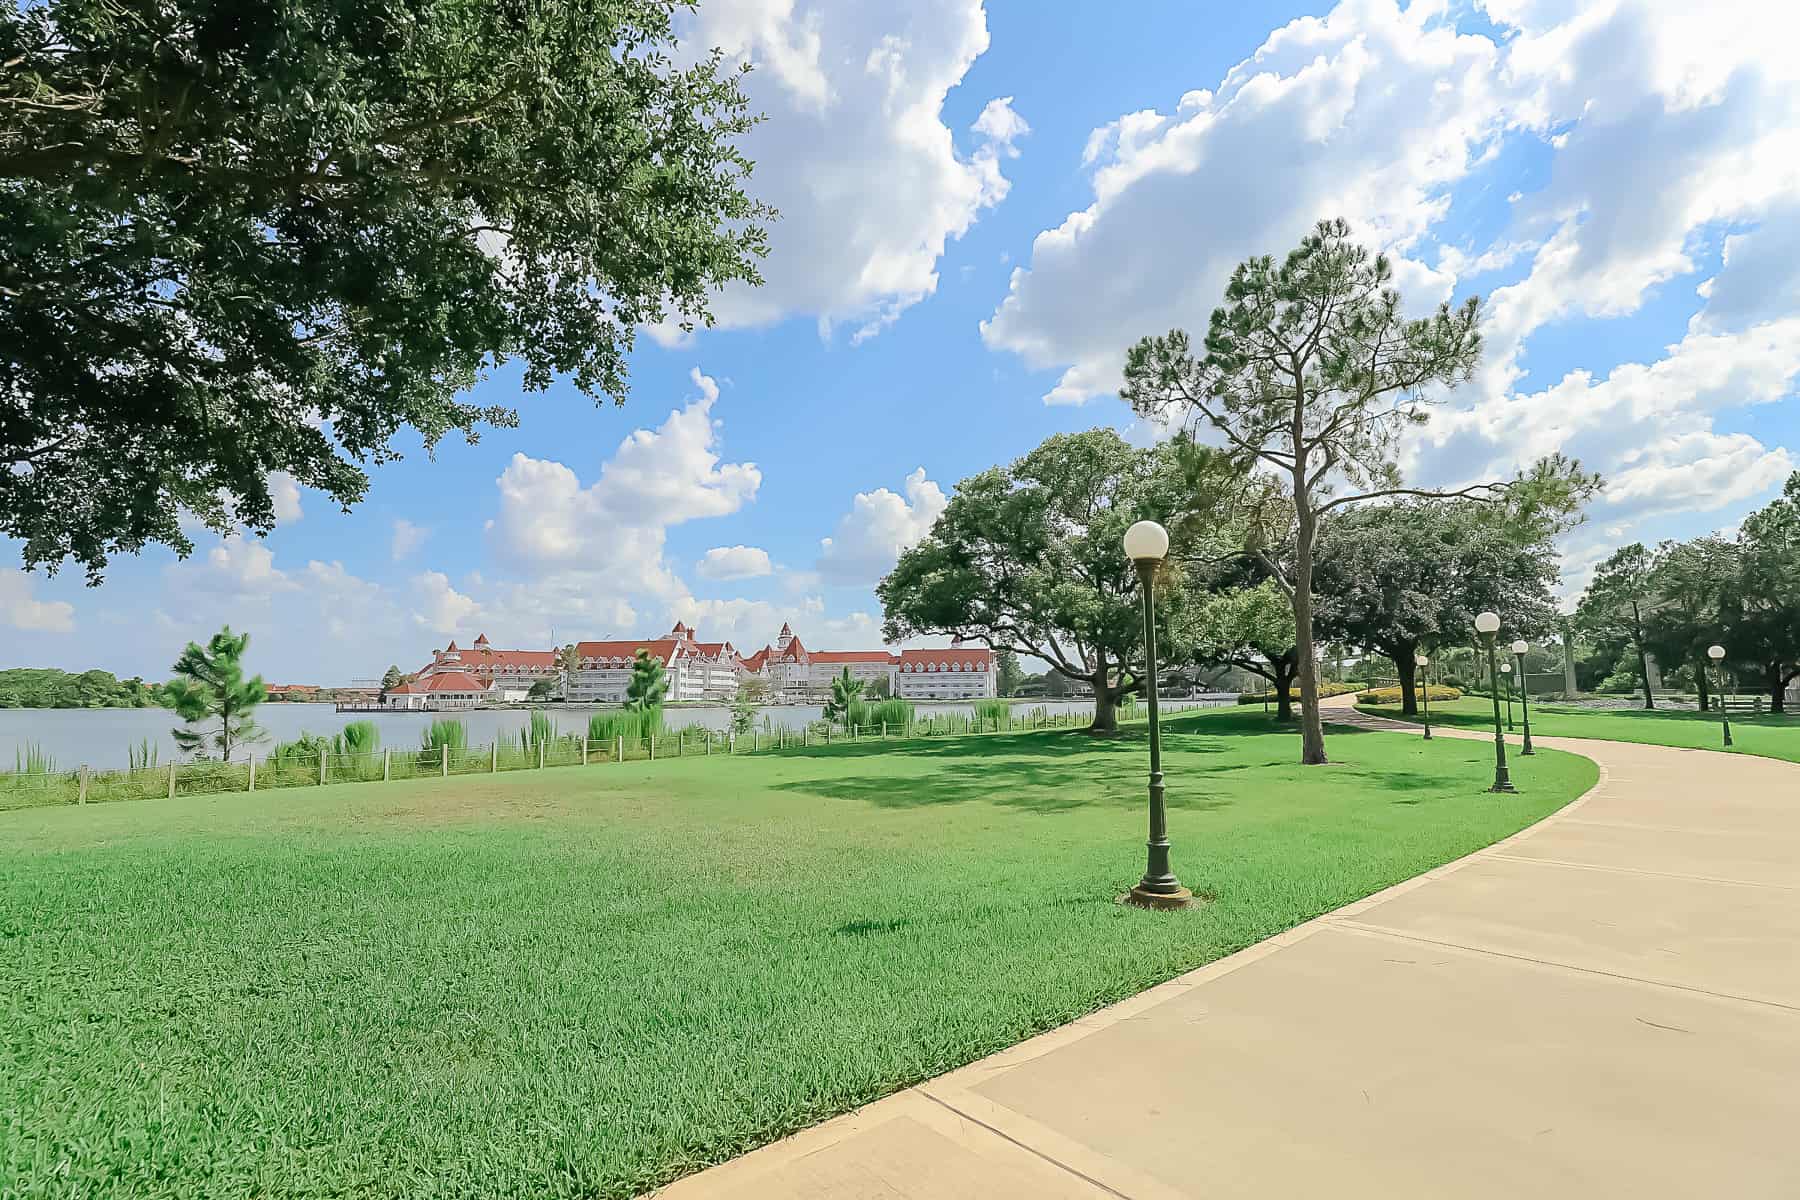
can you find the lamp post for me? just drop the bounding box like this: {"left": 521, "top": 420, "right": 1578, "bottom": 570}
{"left": 1499, "top": 661, "right": 1515, "bottom": 730}
{"left": 1123, "top": 520, "right": 1194, "bottom": 910}
{"left": 1474, "top": 611, "right": 1515, "bottom": 793}
{"left": 1416, "top": 654, "right": 1432, "bottom": 740}
{"left": 1708, "top": 644, "right": 1733, "bottom": 749}
{"left": 1512, "top": 639, "right": 1535, "bottom": 756}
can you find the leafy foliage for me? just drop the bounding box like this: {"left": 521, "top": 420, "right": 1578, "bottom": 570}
{"left": 821, "top": 667, "right": 865, "bottom": 725}
{"left": 164, "top": 627, "right": 266, "bottom": 759}
{"left": 1576, "top": 543, "right": 1657, "bottom": 708}
{"left": 879, "top": 429, "right": 1212, "bottom": 733}
{"left": 1178, "top": 580, "right": 1301, "bottom": 719}
{"left": 1, "top": 0, "right": 770, "bottom": 578}
{"left": 625, "top": 650, "right": 667, "bottom": 711}
{"left": 0, "top": 667, "right": 164, "bottom": 709}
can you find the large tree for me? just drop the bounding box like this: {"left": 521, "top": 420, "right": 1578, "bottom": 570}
{"left": 1576, "top": 543, "right": 1657, "bottom": 709}
{"left": 1731, "top": 474, "right": 1800, "bottom": 712}
{"left": 1178, "top": 580, "right": 1302, "bottom": 720}
{"left": 879, "top": 429, "right": 1218, "bottom": 734}
{"left": 1122, "top": 219, "right": 1491, "bottom": 764}
{"left": 2, "top": 0, "right": 769, "bottom": 580}
{"left": 165, "top": 627, "right": 266, "bottom": 760}
{"left": 1312, "top": 498, "right": 1563, "bottom": 715}
{"left": 1640, "top": 537, "right": 1738, "bottom": 711}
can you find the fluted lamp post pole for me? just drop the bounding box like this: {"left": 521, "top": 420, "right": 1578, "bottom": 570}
{"left": 1416, "top": 654, "right": 1432, "bottom": 740}
{"left": 1123, "top": 520, "right": 1194, "bottom": 910}
{"left": 1709, "top": 644, "right": 1733, "bottom": 749}
{"left": 1475, "top": 611, "right": 1515, "bottom": 793}
{"left": 1500, "top": 661, "right": 1515, "bottom": 730}
{"left": 1512, "top": 639, "right": 1535, "bottom": 755}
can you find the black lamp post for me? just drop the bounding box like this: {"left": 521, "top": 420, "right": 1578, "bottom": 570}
{"left": 1500, "top": 662, "right": 1516, "bottom": 730}
{"left": 1475, "top": 611, "right": 1515, "bottom": 793}
{"left": 1512, "top": 639, "right": 1535, "bottom": 755}
{"left": 1708, "top": 643, "right": 1733, "bottom": 748}
{"left": 1123, "top": 520, "right": 1194, "bottom": 910}
{"left": 1416, "top": 653, "right": 1433, "bottom": 740}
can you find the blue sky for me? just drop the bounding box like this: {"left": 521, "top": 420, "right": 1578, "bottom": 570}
{"left": 4, "top": 0, "right": 1798, "bottom": 684}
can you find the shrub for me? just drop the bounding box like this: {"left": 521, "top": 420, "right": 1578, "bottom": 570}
{"left": 334, "top": 720, "right": 379, "bottom": 757}
{"left": 520, "top": 709, "right": 554, "bottom": 752}
{"left": 1236, "top": 681, "right": 1364, "bottom": 704}
{"left": 973, "top": 698, "right": 1010, "bottom": 726}
{"left": 421, "top": 719, "right": 467, "bottom": 752}
{"left": 588, "top": 706, "right": 663, "bottom": 745}
{"left": 867, "top": 698, "right": 914, "bottom": 728}
{"left": 1357, "top": 685, "right": 1462, "bottom": 705}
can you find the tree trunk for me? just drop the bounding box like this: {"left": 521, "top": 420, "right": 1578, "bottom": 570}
{"left": 1292, "top": 507, "right": 1327, "bottom": 765}
{"left": 1693, "top": 658, "right": 1710, "bottom": 713}
{"left": 1088, "top": 658, "right": 1120, "bottom": 734}
{"left": 1768, "top": 664, "right": 1788, "bottom": 715}
{"left": 1393, "top": 647, "right": 1419, "bottom": 716}
{"left": 1273, "top": 658, "right": 1297, "bottom": 722}
{"left": 1631, "top": 601, "right": 1654, "bottom": 709}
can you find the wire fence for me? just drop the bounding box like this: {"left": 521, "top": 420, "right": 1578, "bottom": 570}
{"left": 0, "top": 707, "right": 1099, "bottom": 812}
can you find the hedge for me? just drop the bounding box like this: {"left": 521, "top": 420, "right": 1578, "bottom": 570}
{"left": 1356, "top": 685, "right": 1463, "bottom": 705}
{"left": 1236, "top": 681, "right": 1364, "bottom": 704}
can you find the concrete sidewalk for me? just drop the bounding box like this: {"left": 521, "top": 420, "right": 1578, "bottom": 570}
{"left": 653, "top": 698, "right": 1800, "bottom": 1198}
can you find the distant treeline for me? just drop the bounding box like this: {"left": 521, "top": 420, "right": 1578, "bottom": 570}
{"left": 0, "top": 668, "right": 170, "bottom": 709}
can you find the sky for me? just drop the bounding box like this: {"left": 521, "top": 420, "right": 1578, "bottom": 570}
{"left": 5, "top": 0, "right": 1800, "bottom": 685}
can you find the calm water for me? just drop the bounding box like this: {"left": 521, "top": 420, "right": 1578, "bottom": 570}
{"left": 0, "top": 698, "right": 1234, "bottom": 772}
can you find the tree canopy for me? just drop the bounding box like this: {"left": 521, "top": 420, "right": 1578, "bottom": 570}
{"left": 625, "top": 649, "right": 666, "bottom": 711}
{"left": 165, "top": 626, "right": 265, "bottom": 759}
{"left": 1176, "top": 580, "right": 1301, "bottom": 719}
{"left": 1312, "top": 498, "right": 1564, "bottom": 714}
{"left": 879, "top": 428, "right": 1220, "bottom": 733}
{"left": 1576, "top": 543, "right": 1657, "bottom": 708}
{"left": 1, "top": 0, "right": 770, "bottom": 579}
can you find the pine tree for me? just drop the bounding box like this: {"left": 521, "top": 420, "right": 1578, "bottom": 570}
{"left": 165, "top": 627, "right": 267, "bottom": 759}
{"left": 822, "top": 667, "right": 865, "bottom": 724}
{"left": 625, "top": 649, "right": 667, "bottom": 711}
{"left": 381, "top": 665, "right": 403, "bottom": 691}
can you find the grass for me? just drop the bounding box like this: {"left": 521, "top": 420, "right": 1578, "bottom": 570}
{"left": 1359, "top": 696, "right": 1800, "bottom": 765}
{"left": 0, "top": 708, "right": 1596, "bottom": 1199}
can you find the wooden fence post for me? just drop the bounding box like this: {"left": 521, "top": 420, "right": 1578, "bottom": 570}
{"left": 247, "top": 756, "right": 255, "bottom": 793}
{"left": 441, "top": 744, "right": 448, "bottom": 778}
{"left": 649, "top": 735, "right": 656, "bottom": 761}
{"left": 78, "top": 765, "right": 89, "bottom": 804}
{"left": 319, "top": 751, "right": 327, "bottom": 786}
{"left": 616, "top": 735, "right": 623, "bottom": 762}
{"left": 538, "top": 740, "right": 545, "bottom": 769}
{"left": 383, "top": 749, "right": 391, "bottom": 781}
{"left": 492, "top": 743, "right": 499, "bottom": 773}
{"left": 582, "top": 737, "right": 589, "bottom": 766}
{"left": 168, "top": 761, "right": 177, "bottom": 799}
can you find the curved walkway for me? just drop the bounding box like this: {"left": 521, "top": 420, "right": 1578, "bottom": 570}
{"left": 653, "top": 697, "right": 1800, "bottom": 1199}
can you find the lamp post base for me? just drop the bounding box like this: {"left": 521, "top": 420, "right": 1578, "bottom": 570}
{"left": 1121, "top": 883, "right": 1196, "bottom": 910}
{"left": 1489, "top": 780, "right": 1517, "bottom": 794}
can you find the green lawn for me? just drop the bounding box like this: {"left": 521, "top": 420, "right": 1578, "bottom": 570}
{"left": 1, "top": 709, "right": 1596, "bottom": 1199}
{"left": 1358, "top": 696, "right": 1800, "bottom": 765}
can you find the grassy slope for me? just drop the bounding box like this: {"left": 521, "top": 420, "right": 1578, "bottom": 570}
{"left": 1, "top": 709, "right": 1596, "bottom": 1199}
{"left": 1359, "top": 696, "right": 1800, "bottom": 765}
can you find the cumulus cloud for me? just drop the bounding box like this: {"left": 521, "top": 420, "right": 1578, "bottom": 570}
{"left": 174, "top": 535, "right": 297, "bottom": 597}
{"left": 391, "top": 518, "right": 430, "bottom": 561}
{"left": 695, "top": 545, "right": 774, "bottom": 581}
{"left": 269, "top": 472, "right": 303, "bottom": 524}
{"left": 0, "top": 570, "right": 75, "bottom": 633}
{"left": 816, "top": 467, "right": 947, "bottom": 584}
{"left": 664, "top": 1, "right": 1020, "bottom": 343}
{"left": 411, "top": 571, "right": 483, "bottom": 636}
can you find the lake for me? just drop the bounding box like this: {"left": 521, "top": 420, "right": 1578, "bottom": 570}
{"left": 0, "top": 698, "right": 1235, "bottom": 772}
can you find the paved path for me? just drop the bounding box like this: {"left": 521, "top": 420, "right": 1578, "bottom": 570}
{"left": 654, "top": 697, "right": 1800, "bottom": 1198}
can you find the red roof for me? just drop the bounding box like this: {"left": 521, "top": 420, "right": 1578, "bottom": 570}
{"left": 413, "top": 670, "right": 491, "bottom": 693}
{"left": 461, "top": 646, "right": 557, "bottom": 668}
{"left": 575, "top": 638, "right": 679, "bottom": 665}
{"left": 811, "top": 650, "right": 896, "bottom": 665}
{"left": 897, "top": 647, "right": 993, "bottom": 671}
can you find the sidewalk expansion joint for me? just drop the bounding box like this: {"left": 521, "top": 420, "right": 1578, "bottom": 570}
{"left": 917, "top": 1088, "right": 1135, "bottom": 1200}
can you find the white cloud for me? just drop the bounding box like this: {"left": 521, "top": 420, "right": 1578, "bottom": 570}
{"left": 663, "top": 1, "right": 1019, "bottom": 343}
{"left": 0, "top": 570, "right": 74, "bottom": 633}
{"left": 410, "top": 571, "right": 483, "bottom": 636}
{"left": 816, "top": 467, "right": 947, "bottom": 584}
{"left": 269, "top": 472, "right": 303, "bottom": 524}
{"left": 695, "top": 545, "right": 774, "bottom": 581}
{"left": 391, "top": 518, "right": 430, "bottom": 561}
{"left": 982, "top": 0, "right": 1514, "bottom": 405}
{"left": 175, "top": 536, "right": 296, "bottom": 597}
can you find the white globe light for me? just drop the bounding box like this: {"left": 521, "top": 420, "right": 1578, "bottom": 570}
{"left": 1123, "top": 520, "right": 1170, "bottom": 562}
{"left": 1708, "top": 644, "right": 1726, "bottom": 661}
{"left": 1500, "top": 662, "right": 1513, "bottom": 673}
{"left": 1510, "top": 639, "right": 1528, "bottom": 655}
{"left": 1474, "top": 611, "right": 1501, "bottom": 635}
{"left": 1415, "top": 654, "right": 1430, "bottom": 667}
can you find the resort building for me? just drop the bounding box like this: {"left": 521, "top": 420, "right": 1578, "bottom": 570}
{"left": 416, "top": 634, "right": 560, "bottom": 701}
{"left": 390, "top": 621, "right": 996, "bottom": 708}
{"left": 382, "top": 671, "right": 494, "bottom": 709}
{"left": 565, "top": 622, "right": 743, "bottom": 704}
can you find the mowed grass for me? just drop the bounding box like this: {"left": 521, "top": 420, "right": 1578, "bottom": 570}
{"left": 1360, "top": 696, "right": 1800, "bottom": 764}
{"left": 1, "top": 709, "right": 1597, "bottom": 1199}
